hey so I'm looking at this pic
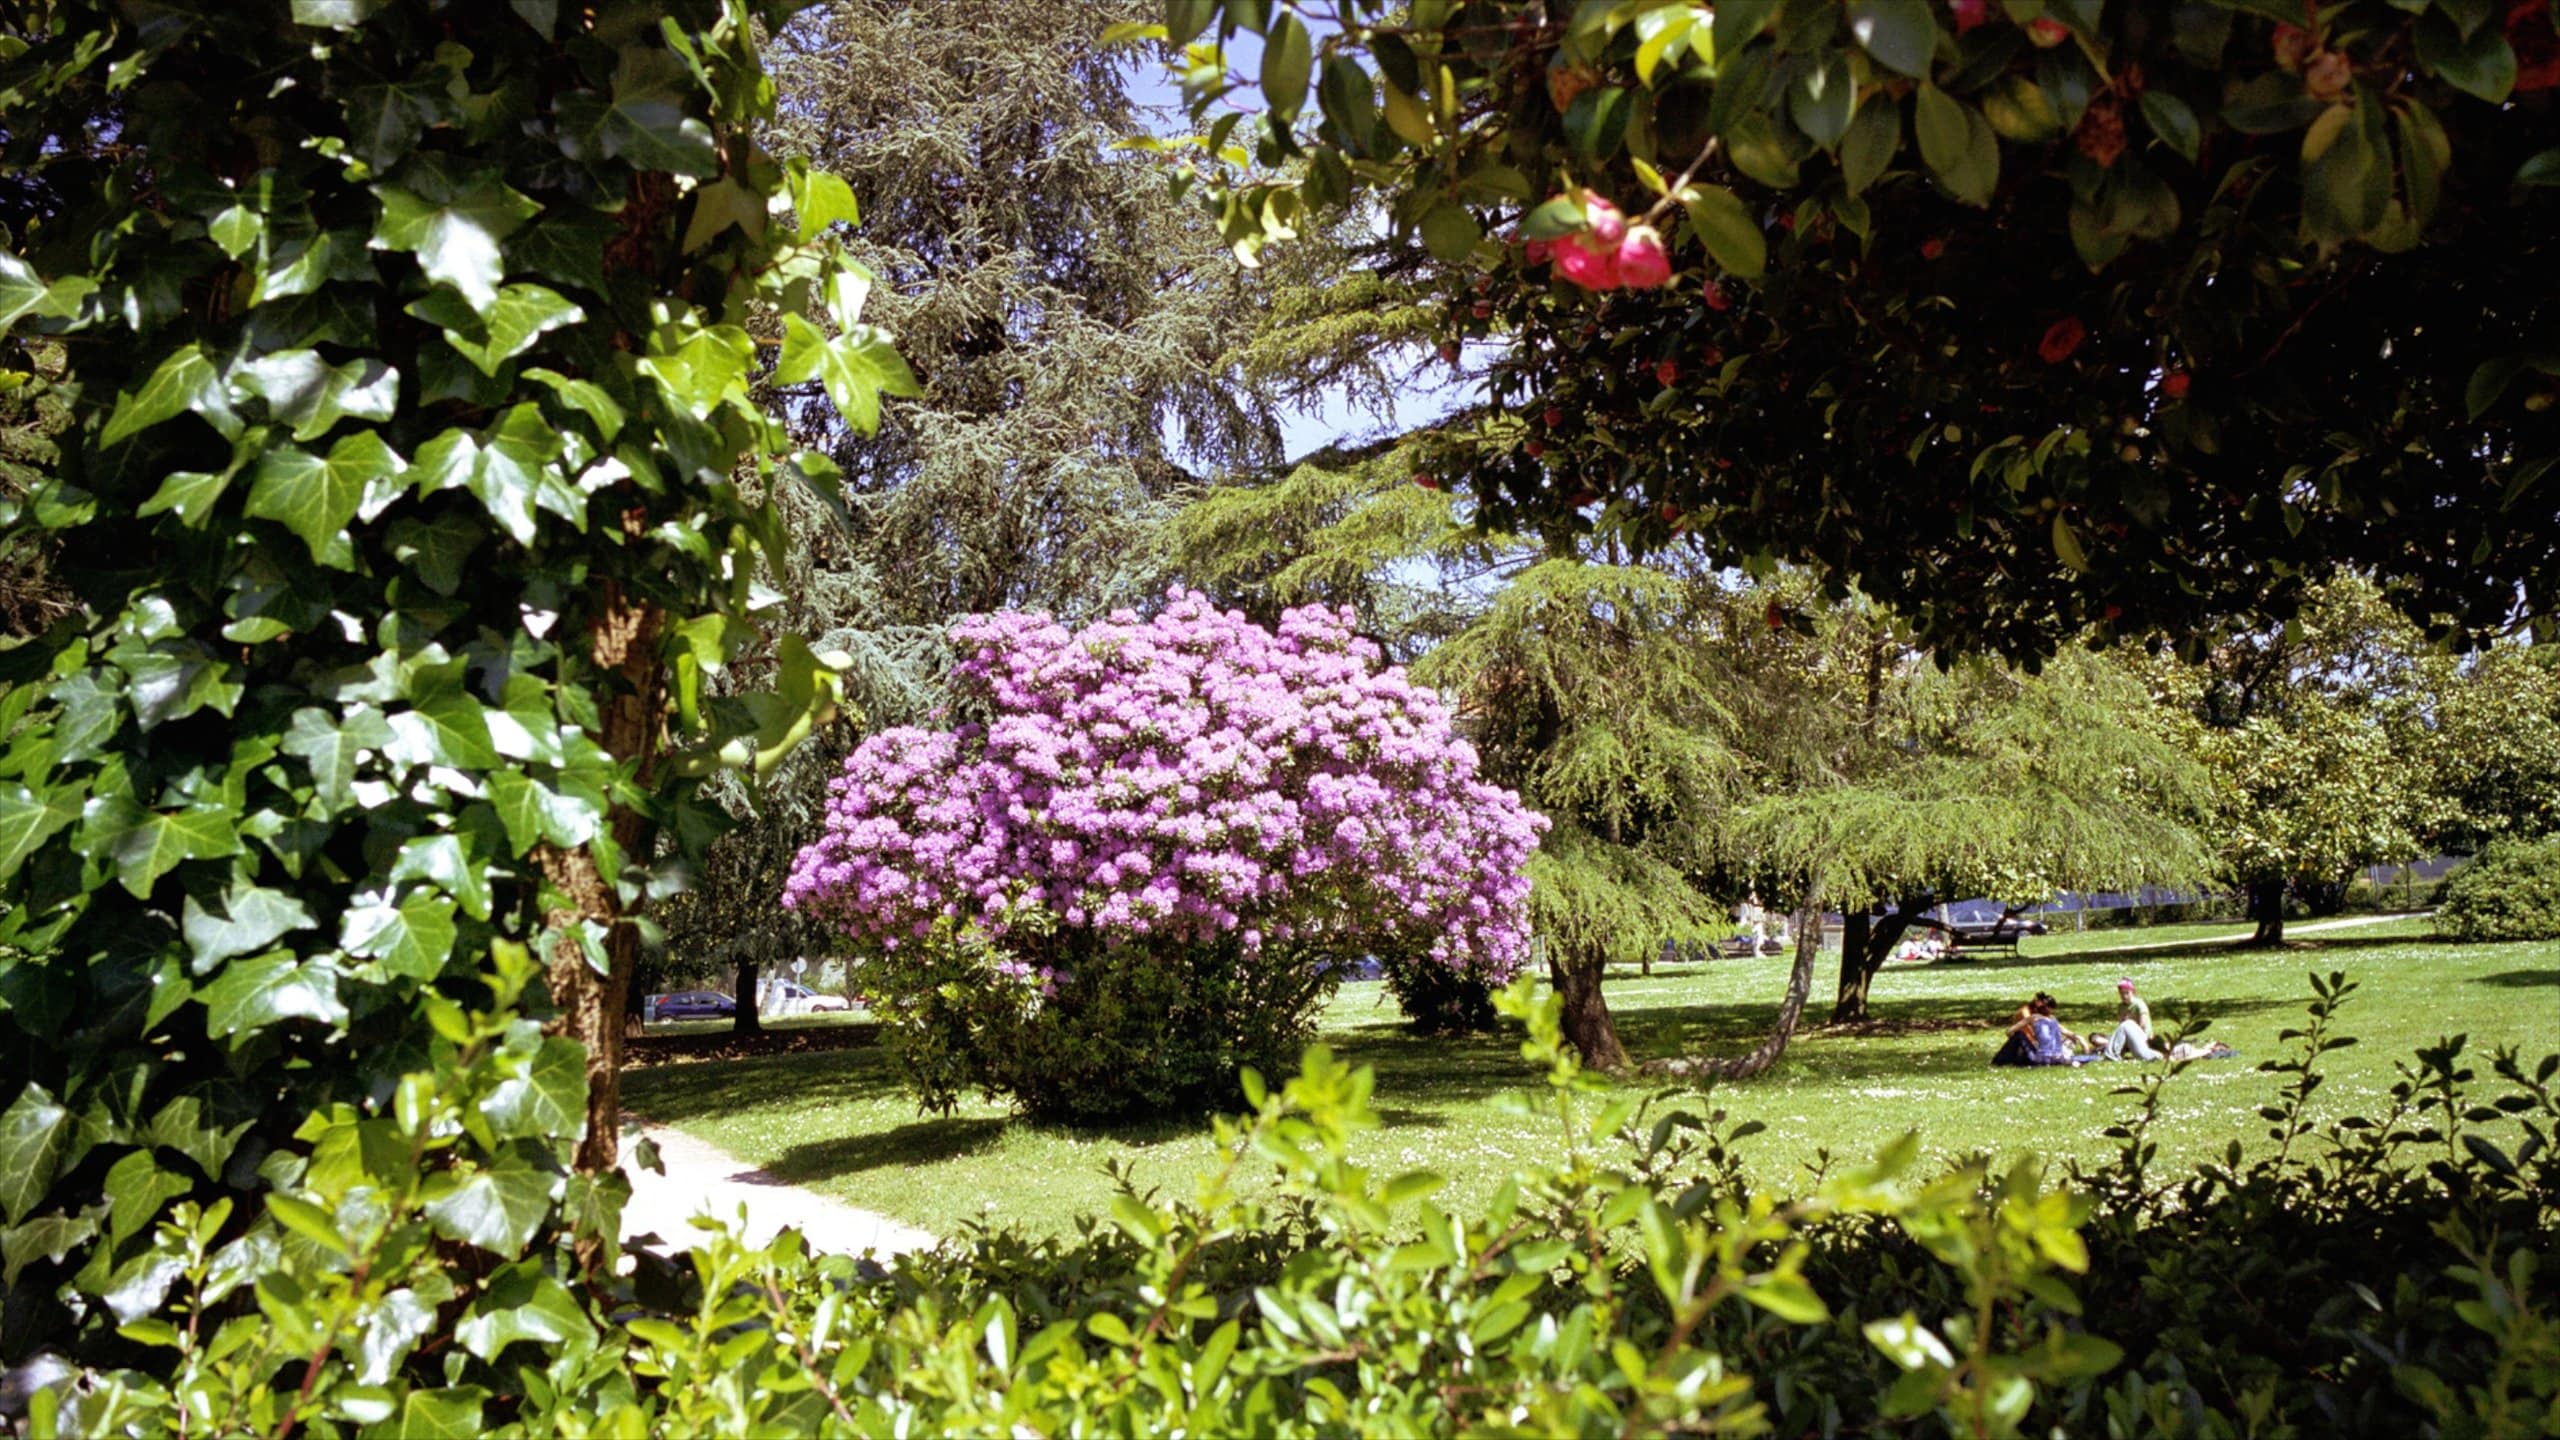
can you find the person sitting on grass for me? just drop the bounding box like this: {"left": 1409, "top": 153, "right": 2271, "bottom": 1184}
{"left": 2029, "top": 993, "right": 2102, "bottom": 1064}
{"left": 1992, "top": 997, "right": 2087, "bottom": 1068}
{"left": 2100, "top": 977, "right": 2162, "bottom": 1061}
{"left": 1991, "top": 1004, "right": 2037, "bottom": 1067}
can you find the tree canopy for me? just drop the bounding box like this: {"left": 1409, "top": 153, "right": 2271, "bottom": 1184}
{"left": 1151, "top": 0, "right": 2560, "bottom": 660}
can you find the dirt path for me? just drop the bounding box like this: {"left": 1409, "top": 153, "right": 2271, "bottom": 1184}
{"left": 618, "top": 1120, "right": 935, "bottom": 1260}
{"left": 2090, "top": 911, "right": 2427, "bottom": 954}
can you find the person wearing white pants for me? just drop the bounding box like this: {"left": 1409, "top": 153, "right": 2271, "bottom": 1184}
{"left": 2101, "top": 977, "right": 2160, "bottom": 1060}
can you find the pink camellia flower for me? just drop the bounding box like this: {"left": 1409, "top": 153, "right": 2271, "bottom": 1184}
{"left": 1615, "top": 224, "right": 1672, "bottom": 289}
{"left": 2029, "top": 15, "right": 2070, "bottom": 46}
{"left": 1524, "top": 236, "right": 1554, "bottom": 265}
{"left": 1950, "top": 0, "right": 1990, "bottom": 34}
{"left": 2038, "top": 314, "right": 2086, "bottom": 364}
{"left": 1554, "top": 233, "right": 1620, "bottom": 290}
{"left": 1585, "top": 195, "right": 1627, "bottom": 245}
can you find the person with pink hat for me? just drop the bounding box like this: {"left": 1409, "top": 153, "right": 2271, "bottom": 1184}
{"left": 2100, "top": 976, "right": 2160, "bottom": 1061}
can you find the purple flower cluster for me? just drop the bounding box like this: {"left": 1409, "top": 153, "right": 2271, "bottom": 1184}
{"left": 786, "top": 590, "right": 1545, "bottom": 980}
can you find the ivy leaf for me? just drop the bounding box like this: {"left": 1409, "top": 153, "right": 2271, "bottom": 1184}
{"left": 386, "top": 1388, "right": 488, "bottom": 1440}
{"left": 385, "top": 692, "right": 500, "bottom": 771}
{"left": 787, "top": 166, "right": 861, "bottom": 235}
{"left": 237, "top": 350, "right": 399, "bottom": 442}
{"left": 0, "top": 783, "right": 82, "bottom": 878}
{"left": 479, "top": 1038, "right": 590, "bottom": 1143}
{"left": 281, "top": 705, "right": 395, "bottom": 810}
{"left": 1680, "top": 184, "right": 1767, "bottom": 279}
{"left": 637, "top": 322, "right": 757, "bottom": 423}
{"left": 413, "top": 407, "right": 564, "bottom": 546}
{"left": 182, "top": 882, "right": 317, "bottom": 971}
{"left": 421, "top": 1142, "right": 555, "bottom": 1256}
{"left": 1849, "top": 0, "right": 1939, "bottom": 80}
{"left": 2, "top": 1211, "right": 97, "bottom": 1287}
{"left": 562, "top": 46, "right": 720, "bottom": 177}
{"left": 342, "top": 890, "right": 460, "bottom": 981}
{"left": 289, "top": 0, "right": 388, "bottom": 28}
{"left": 103, "top": 1150, "right": 195, "bottom": 1245}
{"left": 102, "top": 347, "right": 230, "bottom": 449}
{"left": 99, "top": 801, "right": 244, "bottom": 898}
{"left": 391, "top": 833, "right": 493, "bottom": 921}
{"left": 200, "top": 952, "right": 347, "bottom": 1036}
{"left": 455, "top": 1266, "right": 595, "bottom": 1360}
{"left": 0, "top": 251, "right": 51, "bottom": 332}
{"left": 385, "top": 511, "right": 484, "bottom": 596}
{"left": 487, "top": 770, "right": 603, "bottom": 853}
{"left": 245, "top": 430, "right": 405, "bottom": 567}
{"left": 136, "top": 468, "right": 237, "bottom": 528}
{"left": 372, "top": 177, "right": 541, "bottom": 310}
{"left": 773, "top": 315, "right": 919, "bottom": 436}
{"left": 0, "top": 1082, "right": 68, "bottom": 1224}
{"left": 506, "top": 210, "right": 617, "bottom": 297}
{"left": 408, "top": 284, "right": 586, "bottom": 376}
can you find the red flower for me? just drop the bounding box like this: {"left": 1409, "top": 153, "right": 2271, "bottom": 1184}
{"left": 1615, "top": 225, "right": 1673, "bottom": 289}
{"left": 2029, "top": 16, "right": 2071, "bottom": 47}
{"left": 2038, "top": 315, "right": 2086, "bottom": 364}
{"left": 1524, "top": 438, "right": 1546, "bottom": 457}
{"left": 1584, "top": 196, "right": 1628, "bottom": 245}
{"left": 2513, "top": 0, "right": 2560, "bottom": 91}
{"left": 1543, "top": 406, "right": 1564, "bottom": 427}
{"left": 1555, "top": 234, "right": 1621, "bottom": 291}
{"left": 1950, "top": 0, "right": 1991, "bottom": 35}
{"left": 1921, "top": 237, "right": 1946, "bottom": 260}
{"left": 1524, "top": 237, "right": 1554, "bottom": 265}
{"left": 2161, "top": 369, "right": 2192, "bottom": 400}
{"left": 1412, "top": 473, "right": 1439, "bottom": 490}
{"left": 1703, "top": 279, "right": 1730, "bottom": 311}
{"left": 1654, "top": 358, "right": 1679, "bottom": 385}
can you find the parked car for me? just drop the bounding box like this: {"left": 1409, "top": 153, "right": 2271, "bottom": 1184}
{"left": 649, "top": 990, "right": 735, "bottom": 1021}
{"left": 769, "top": 981, "right": 852, "bottom": 1014}
{"left": 1942, "top": 901, "right": 2050, "bottom": 943}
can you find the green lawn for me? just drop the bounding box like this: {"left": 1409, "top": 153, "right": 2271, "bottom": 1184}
{"left": 621, "top": 916, "right": 2560, "bottom": 1239}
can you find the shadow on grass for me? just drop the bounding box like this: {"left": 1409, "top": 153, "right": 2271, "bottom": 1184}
{"left": 2472, "top": 967, "right": 2560, "bottom": 989}
{"left": 1951, "top": 932, "right": 2439, "bottom": 969}
{"left": 769, "top": 1116, "right": 1010, "bottom": 1180}
{"left": 621, "top": 1042, "right": 910, "bottom": 1124}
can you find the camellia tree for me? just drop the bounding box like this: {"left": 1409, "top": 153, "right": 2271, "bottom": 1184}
{"left": 785, "top": 591, "right": 1544, "bottom": 1119}
{"left": 1140, "top": 0, "right": 2560, "bottom": 660}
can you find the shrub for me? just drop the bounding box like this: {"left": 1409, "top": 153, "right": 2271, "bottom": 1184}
{"left": 791, "top": 593, "right": 1544, "bottom": 1119}
{"left": 2435, "top": 836, "right": 2560, "bottom": 941}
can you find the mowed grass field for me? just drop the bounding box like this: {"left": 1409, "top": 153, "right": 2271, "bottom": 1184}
{"left": 620, "top": 916, "right": 2560, "bottom": 1238}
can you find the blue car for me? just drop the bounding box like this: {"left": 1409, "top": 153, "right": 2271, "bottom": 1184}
{"left": 650, "top": 990, "right": 735, "bottom": 1021}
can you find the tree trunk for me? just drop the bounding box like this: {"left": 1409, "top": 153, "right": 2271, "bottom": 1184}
{"left": 1552, "top": 942, "right": 1631, "bottom": 1073}
{"left": 1832, "top": 900, "right": 1922, "bottom": 1024}
{"left": 734, "top": 957, "right": 764, "bottom": 1034}
{"left": 543, "top": 579, "right": 664, "bottom": 1180}
{"left": 2248, "top": 878, "right": 2287, "bottom": 946}
{"left": 1645, "top": 902, "right": 1824, "bottom": 1082}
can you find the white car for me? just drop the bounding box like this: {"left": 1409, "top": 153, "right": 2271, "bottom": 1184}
{"left": 768, "top": 981, "right": 852, "bottom": 1015}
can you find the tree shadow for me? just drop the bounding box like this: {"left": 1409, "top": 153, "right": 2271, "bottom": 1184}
{"left": 1957, "top": 933, "right": 2428, "bottom": 969}
{"left": 2471, "top": 967, "right": 2559, "bottom": 989}
{"left": 767, "top": 1116, "right": 1009, "bottom": 1181}
{"left": 621, "top": 1042, "right": 911, "bottom": 1123}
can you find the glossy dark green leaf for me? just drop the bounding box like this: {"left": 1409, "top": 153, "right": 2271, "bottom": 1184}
{"left": 245, "top": 430, "right": 404, "bottom": 566}
{"left": 281, "top": 705, "right": 395, "bottom": 809}
{"left": 388, "top": 1387, "right": 488, "bottom": 1440}
{"left": 2516, "top": 146, "right": 2560, "bottom": 187}
{"left": 101, "top": 347, "right": 226, "bottom": 449}
{"left": 1840, "top": 93, "right": 1901, "bottom": 195}
{"left": 1680, "top": 184, "right": 1766, "bottom": 278}
{"left": 2137, "top": 90, "right": 2200, "bottom": 162}
{"left": 479, "top": 1037, "right": 589, "bottom": 1143}
{"left": 0, "top": 1083, "right": 69, "bottom": 1224}
{"left": 0, "top": 782, "right": 81, "bottom": 878}
{"left": 1849, "top": 0, "right": 1939, "bottom": 79}
{"left": 371, "top": 177, "right": 541, "bottom": 310}
{"left": 201, "top": 952, "right": 347, "bottom": 1036}
{"left": 1788, "top": 54, "right": 1854, "bottom": 148}
{"left": 341, "top": 890, "right": 459, "bottom": 982}
{"left": 1418, "top": 202, "right": 1480, "bottom": 262}
{"left": 103, "top": 1150, "right": 194, "bottom": 1245}
{"left": 408, "top": 284, "right": 585, "bottom": 377}
{"left": 2415, "top": 10, "right": 2515, "bottom": 102}
{"left": 569, "top": 46, "right": 721, "bottom": 177}
{"left": 182, "top": 882, "right": 317, "bottom": 970}
{"left": 101, "top": 801, "right": 244, "bottom": 898}
{"left": 421, "top": 1144, "right": 554, "bottom": 1256}
{"left": 1261, "top": 13, "right": 1312, "bottom": 120}
{"left": 391, "top": 833, "right": 493, "bottom": 921}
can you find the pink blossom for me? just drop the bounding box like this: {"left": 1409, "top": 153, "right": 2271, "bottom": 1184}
{"left": 1555, "top": 234, "right": 1620, "bottom": 291}
{"left": 1584, "top": 196, "right": 1627, "bottom": 246}
{"left": 1616, "top": 225, "right": 1672, "bottom": 289}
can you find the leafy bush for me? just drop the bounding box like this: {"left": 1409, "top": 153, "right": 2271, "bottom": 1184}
{"left": 0, "top": 0, "right": 903, "bottom": 1378}
{"left": 2435, "top": 836, "right": 2560, "bottom": 941}
{"left": 791, "top": 594, "right": 1544, "bottom": 1118}
{"left": 35, "top": 973, "right": 2557, "bottom": 1439}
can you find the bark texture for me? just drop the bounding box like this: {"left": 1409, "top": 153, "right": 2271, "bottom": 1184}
{"left": 1644, "top": 902, "right": 1824, "bottom": 1082}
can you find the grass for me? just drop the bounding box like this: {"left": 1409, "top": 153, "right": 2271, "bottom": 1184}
{"left": 620, "top": 915, "right": 2560, "bottom": 1239}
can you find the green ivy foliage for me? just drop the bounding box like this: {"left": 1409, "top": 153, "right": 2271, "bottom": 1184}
{"left": 1147, "top": 0, "right": 2560, "bottom": 660}
{"left": 0, "top": 0, "right": 908, "bottom": 1366}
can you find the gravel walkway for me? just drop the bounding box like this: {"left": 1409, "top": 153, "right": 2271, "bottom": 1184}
{"left": 2089, "top": 910, "right": 2427, "bottom": 953}
{"left": 618, "top": 1119, "right": 935, "bottom": 1260}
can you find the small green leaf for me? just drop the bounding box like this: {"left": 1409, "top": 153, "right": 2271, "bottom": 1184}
{"left": 103, "top": 803, "right": 244, "bottom": 898}
{"left": 281, "top": 705, "right": 396, "bottom": 809}
{"left": 385, "top": 511, "right": 484, "bottom": 597}
{"left": 1518, "top": 194, "right": 1588, "bottom": 240}
{"left": 102, "top": 348, "right": 227, "bottom": 449}
{"left": 245, "top": 430, "right": 404, "bottom": 566}
{"left": 422, "top": 1145, "right": 554, "bottom": 1256}
{"left": 2138, "top": 90, "right": 2200, "bottom": 162}
{"left": 2416, "top": 9, "right": 2516, "bottom": 103}
{"left": 1261, "top": 13, "right": 1314, "bottom": 120}
{"left": 789, "top": 167, "right": 861, "bottom": 233}
{"left": 1788, "top": 54, "right": 1854, "bottom": 149}
{"left": 342, "top": 890, "right": 460, "bottom": 982}
{"left": 371, "top": 177, "right": 541, "bottom": 310}
{"left": 182, "top": 882, "right": 317, "bottom": 970}
{"left": 563, "top": 45, "right": 721, "bottom": 177}
{"left": 2052, "top": 511, "right": 2089, "bottom": 571}
{"left": 479, "top": 1037, "right": 590, "bottom": 1143}
{"left": 409, "top": 284, "right": 585, "bottom": 376}
{"left": 1841, "top": 94, "right": 1902, "bottom": 196}
{"left": 1849, "top": 0, "right": 1939, "bottom": 79}
{"left": 1742, "top": 1273, "right": 1831, "bottom": 1323}
{"left": 2517, "top": 147, "right": 2560, "bottom": 187}
{"left": 201, "top": 952, "right": 348, "bottom": 1036}
{"left": 0, "top": 1083, "right": 69, "bottom": 1225}
{"left": 774, "top": 315, "right": 920, "bottom": 437}
{"left": 1418, "top": 201, "right": 1480, "bottom": 262}
{"left": 1680, "top": 184, "right": 1767, "bottom": 279}
{"left": 238, "top": 350, "right": 399, "bottom": 442}
{"left": 0, "top": 783, "right": 82, "bottom": 879}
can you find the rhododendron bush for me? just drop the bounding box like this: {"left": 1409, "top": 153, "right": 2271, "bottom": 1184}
{"left": 787, "top": 591, "right": 1544, "bottom": 1119}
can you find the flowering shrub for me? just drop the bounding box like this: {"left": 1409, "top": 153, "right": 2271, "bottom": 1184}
{"left": 787, "top": 591, "right": 1544, "bottom": 1117}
